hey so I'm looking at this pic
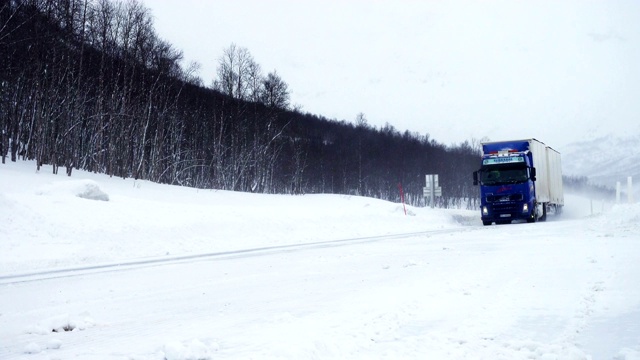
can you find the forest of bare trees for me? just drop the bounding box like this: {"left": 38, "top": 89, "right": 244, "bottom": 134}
{"left": 1, "top": 0, "right": 485, "bottom": 208}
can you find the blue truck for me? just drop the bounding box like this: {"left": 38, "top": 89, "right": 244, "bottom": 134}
{"left": 472, "top": 139, "right": 564, "bottom": 225}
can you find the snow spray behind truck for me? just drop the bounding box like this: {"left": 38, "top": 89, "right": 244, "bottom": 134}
{"left": 472, "top": 139, "right": 564, "bottom": 225}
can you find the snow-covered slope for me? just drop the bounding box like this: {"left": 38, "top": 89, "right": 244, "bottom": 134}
{"left": 561, "top": 134, "right": 640, "bottom": 197}
{"left": 0, "top": 161, "right": 466, "bottom": 274}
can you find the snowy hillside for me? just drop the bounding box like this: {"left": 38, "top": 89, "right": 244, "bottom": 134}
{"left": 0, "top": 161, "right": 466, "bottom": 274}
{"left": 1, "top": 160, "right": 639, "bottom": 360}
{"left": 562, "top": 134, "right": 640, "bottom": 198}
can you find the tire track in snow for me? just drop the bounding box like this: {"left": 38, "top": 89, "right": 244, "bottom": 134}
{"left": 0, "top": 227, "right": 473, "bottom": 285}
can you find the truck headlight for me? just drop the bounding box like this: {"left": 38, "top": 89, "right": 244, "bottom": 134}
{"left": 482, "top": 206, "right": 488, "bottom": 215}
{"left": 522, "top": 203, "right": 529, "bottom": 213}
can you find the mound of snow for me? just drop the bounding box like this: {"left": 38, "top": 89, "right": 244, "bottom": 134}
{"left": 21, "top": 338, "right": 63, "bottom": 355}
{"left": 597, "top": 203, "right": 640, "bottom": 233}
{"left": 26, "top": 313, "right": 95, "bottom": 335}
{"left": 36, "top": 179, "right": 109, "bottom": 201}
{"left": 76, "top": 182, "right": 109, "bottom": 201}
{"left": 47, "top": 338, "right": 63, "bottom": 350}
{"left": 23, "top": 342, "right": 41, "bottom": 354}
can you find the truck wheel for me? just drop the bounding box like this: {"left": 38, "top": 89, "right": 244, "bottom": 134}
{"left": 527, "top": 207, "right": 537, "bottom": 223}
{"left": 482, "top": 221, "right": 492, "bottom": 226}
{"left": 540, "top": 203, "right": 547, "bottom": 222}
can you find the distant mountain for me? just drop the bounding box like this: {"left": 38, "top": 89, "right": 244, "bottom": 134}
{"left": 561, "top": 134, "right": 640, "bottom": 200}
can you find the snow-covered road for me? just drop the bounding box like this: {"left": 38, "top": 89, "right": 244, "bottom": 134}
{"left": 1, "top": 161, "right": 639, "bottom": 359}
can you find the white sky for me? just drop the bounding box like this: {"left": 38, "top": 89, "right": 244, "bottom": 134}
{"left": 145, "top": 0, "right": 640, "bottom": 149}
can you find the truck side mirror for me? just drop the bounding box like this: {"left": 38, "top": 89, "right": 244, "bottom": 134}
{"left": 530, "top": 167, "right": 537, "bottom": 181}
{"left": 472, "top": 171, "right": 479, "bottom": 186}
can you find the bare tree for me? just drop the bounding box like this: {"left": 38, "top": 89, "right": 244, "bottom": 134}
{"left": 213, "top": 43, "right": 256, "bottom": 101}
{"left": 246, "top": 60, "right": 262, "bottom": 103}
{"left": 261, "top": 70, "right": 289, "bottom": 110}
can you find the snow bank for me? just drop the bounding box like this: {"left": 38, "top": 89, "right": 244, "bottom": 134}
{"left": 35, "top": 179, "right": 109, "bottom": 201}
{"left": 602, "top": 203, "right": 640, "bottom": 229}
{"left": 0, "top": 161, "right": 468, "bottom": 274}
{"left": 26, "top": 312, "right": 95, "bottom": 335}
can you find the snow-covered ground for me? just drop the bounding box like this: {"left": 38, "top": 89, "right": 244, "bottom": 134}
{"left": 1, "top": 160, "right": 639, "bottom": 360}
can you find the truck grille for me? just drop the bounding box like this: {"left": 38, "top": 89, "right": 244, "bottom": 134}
{"left": 486, "top": 193, "right": 523, "bottom": 202}
{"left": 490, "top": 202, "right": 520, "bottom": 214}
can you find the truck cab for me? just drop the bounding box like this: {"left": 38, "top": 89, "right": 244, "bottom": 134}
{"left": 473, "top": 149, "right": 541, "bottom": 225}
{"left": 474, "top": 139, "right": 563, "bottom": 225}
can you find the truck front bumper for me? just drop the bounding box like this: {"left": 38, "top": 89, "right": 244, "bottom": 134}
{"left": 481, "top": 201, "right": 534, "bottom": 223}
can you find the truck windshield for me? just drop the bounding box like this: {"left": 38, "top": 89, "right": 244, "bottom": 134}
{"left": 480, "top": 165, "right": 529, "bottom": 185}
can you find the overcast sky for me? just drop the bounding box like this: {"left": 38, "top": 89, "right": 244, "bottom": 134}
{"left": 145, "top": 0, "right": 640, "bottom": 150}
